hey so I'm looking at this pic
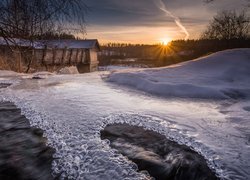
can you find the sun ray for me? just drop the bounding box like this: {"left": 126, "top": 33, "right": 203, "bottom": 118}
{"left": 160, "top": 37, "right": 172, "bottom": 46}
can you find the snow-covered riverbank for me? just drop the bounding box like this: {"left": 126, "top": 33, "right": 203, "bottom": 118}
{"left": 0, "top": 49, "right": 249, "bottom": 179}
{"left": 108, "top": 49, "right": 250, "bottom": 99}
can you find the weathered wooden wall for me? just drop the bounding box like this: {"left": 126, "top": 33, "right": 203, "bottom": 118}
{"left": 37, "top": 48, "right": 89, "bottom": 66}
{"left": 89, "top": 49, "right": 99, "bottom": 72}
{"left": 0, "top": 46, "right": 22, "bottom": 71}
{"left": 0, "top": 46, "right": 98, "bottom": 73}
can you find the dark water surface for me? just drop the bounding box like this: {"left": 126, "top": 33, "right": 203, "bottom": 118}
{"left": 0, "top": 83, "right": 12, "bottom": 89}
{"left": 0, "top": 102, "right": 54, "bottom": 180}
{"left": 101, "top": 123, "right": 218, "bottom": 180}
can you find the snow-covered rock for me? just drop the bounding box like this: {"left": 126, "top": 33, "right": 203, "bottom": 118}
{"left": 99, "top": 65, "right": 142, "bottom": 71}
{"left": 58, "top": 66, "right": 79, "bottom": 75}
{"left": 32, "top": 71, "right": 54, "bottom": 79}
{"left": 108, "top": 49, "right": 250, "bottom": 99}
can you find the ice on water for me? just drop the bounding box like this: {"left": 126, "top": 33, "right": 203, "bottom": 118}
{"left": 0, "top": 49, "right": 250, "bottom": 180}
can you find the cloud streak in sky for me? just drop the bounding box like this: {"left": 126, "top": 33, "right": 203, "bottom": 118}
{"left": 155, "top": 0, "right": 190, "bottom": 40}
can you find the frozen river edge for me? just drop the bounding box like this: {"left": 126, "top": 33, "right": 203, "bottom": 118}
{"left": 0, "top": 101, "right": 55, "bottom": 180}
{"left": 1, "top": 48, "right": 250, "bottom": 180}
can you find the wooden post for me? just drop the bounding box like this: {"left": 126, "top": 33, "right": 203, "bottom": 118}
{"left": 80, "top": 49, "right": 84, "bottom": 63}
{"left": 52, "top": 48, "right": 56, "bottom": 65}
{"left": 69, "top": 49, "right": 73, "bottom": 65}
{"left": 42, "top": 45, "right": 46, "bottom": 65}
{"left": 76, "top": 49, "right": 79, "bottom": 64}
{"left": 42, "top": 45, "right": 48, "bottom": 71}
{"left": 25, "top": 49, "right": 35, "bottom": 73}
{"left": 61, "top": 47, "right": 66, "bottom": 65}
{"left": 18, "top": 50, "right": 21, "bottom": 73}
{"left": 86, "top": 49, "right": 90, "bottom": 64}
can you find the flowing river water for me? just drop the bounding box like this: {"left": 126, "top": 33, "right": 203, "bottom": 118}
{"left": 0, "top": 72, "right": 249, "bottom": 179}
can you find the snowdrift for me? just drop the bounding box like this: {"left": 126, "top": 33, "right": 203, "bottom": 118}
{"left": 108, "top": 49, "right": 250, "bottom": 99}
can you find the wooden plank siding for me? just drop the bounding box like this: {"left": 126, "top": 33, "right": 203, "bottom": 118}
{"left": 38, "top": 48, "right": 91, "bottom": 66}
{"left": 0, "top": 39, "right": 100, "bottom": 73}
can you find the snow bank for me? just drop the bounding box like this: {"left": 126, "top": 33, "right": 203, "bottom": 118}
{"left": 57, "top": 66, "right": 79, "bottom": 75}
{"left": 0, "top": 70, "right": 19, "bottom": 77}
{"left": 108, "top": 49, "right": 250, "bottom": 99}
{"left": 32, "top": 71, "right": 54, "bottom": 79}
{"left": 99, "top": 65, "right": 142, "bottom": 71}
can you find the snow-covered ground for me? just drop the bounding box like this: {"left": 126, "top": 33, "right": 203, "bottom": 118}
{"left": 99, "top": 65, "right": 140, "bottom": 71}
{"left": 108, "top": 49, "right": 250, "bottom": 99}
{"left": 99, "top": 65, "right": 146, "bottom": 71}
{"left": 0, "top": 49, "right": 249, "bottom": 180}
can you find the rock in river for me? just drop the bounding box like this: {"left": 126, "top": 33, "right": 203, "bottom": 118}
{"left": 101, "top": 123, "right": 218, "bottom": 180}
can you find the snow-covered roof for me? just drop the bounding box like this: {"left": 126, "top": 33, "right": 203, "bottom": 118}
{"left": 0, "top": 37, "right": 34, "bottom": 47}
{"left": 0, "top": 37, "right": 100, "bottom": 50}
{"left": 39, "top": 39, "right": 100, "bottom": 50}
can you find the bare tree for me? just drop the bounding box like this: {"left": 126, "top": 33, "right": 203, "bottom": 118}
{"left": 204, "top": 0, "right": 250, "bottom": 7}
{"left": 0, "top": 0, "right": 87, "bottom": 72}
{"left": 201, "top": 10, "right": 250, "bottom": 40}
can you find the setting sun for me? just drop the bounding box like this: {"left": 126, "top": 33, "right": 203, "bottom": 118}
{"left": 161, "top": 37, "right": 172, "bottom": 46}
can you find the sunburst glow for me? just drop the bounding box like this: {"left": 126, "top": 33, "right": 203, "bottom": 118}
{"left": 161, "top": 37, "right": 172, "bottom": 46}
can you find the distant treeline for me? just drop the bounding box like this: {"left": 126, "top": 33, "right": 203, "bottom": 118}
{"left": 0, "top": 31, "right": 77, "bottom": 40}
{"left": 99, "top": 39, "right": 250, "bottom": 67}
{"left": 159, "top": 38, "right": 250, "bottom": 66}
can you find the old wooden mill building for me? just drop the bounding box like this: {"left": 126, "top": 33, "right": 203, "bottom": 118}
{"left": 0, "top": 38, "right": 100, "bottom": 73}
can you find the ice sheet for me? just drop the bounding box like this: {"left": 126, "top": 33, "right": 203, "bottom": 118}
{"left": 0, "top": 49, "right": 249, "bottom": 179}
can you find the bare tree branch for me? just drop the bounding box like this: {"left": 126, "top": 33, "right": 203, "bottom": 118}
{"left": 0, "top": 0, "right": 88, "bottom": 72}
{"left": 201, "top": 10, "right": 250, "bottom": 40}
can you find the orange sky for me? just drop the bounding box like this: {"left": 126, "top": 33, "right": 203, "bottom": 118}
{"left": 83, "top": 0, "right": 247, "bottom": 44}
